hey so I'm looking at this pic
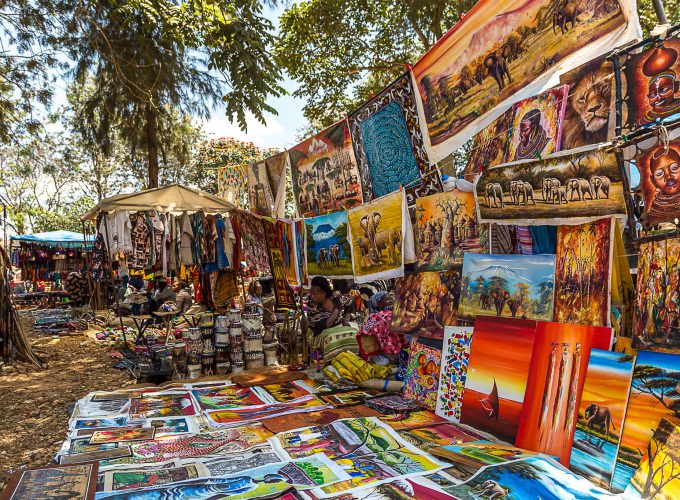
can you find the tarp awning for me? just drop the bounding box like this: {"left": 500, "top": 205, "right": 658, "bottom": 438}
{"left": 11, "top": 230, "right": 94, "bottom": 245}
{"left": 81, "top": 184, "right": 236, "bottom": 221}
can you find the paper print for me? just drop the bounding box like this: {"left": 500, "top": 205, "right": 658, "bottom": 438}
{"left": 205, "top": 399, "right": 324, "bottom": 427}
{"left": 67, "top": 438, "right": 117, "bottom": 455}
{"left": 460, "top": 316, "right": 537, "bottom": 444}
{"left": 402, "top": 342, "right": 442, "bottom": 411}
{"left": 289, "top": 120, "right": 363, "bottom": 217}
{"left": 435, "top": 326, "right": 474, "bottom": 422}
{"left": 257, "top": 381, "right": 313, "bottom": 403}
{"left": 232, "top": 210, "right": 271, "bottom": 275}
{"left": 263, "top": 219, "right": 297, "bottom": 308}
{"left": 191, "top": 446, "right": 285, "bottom": 476}
{"left": 554, "top": 218, "right": 613, "bottom": 327}
{"left": 348, "top": 190, "right": 405, "bottom": 282}
{"left": 633, "top": 236, "right": 680, "bottom": 352}
{"left": 2, "top": 462, "right": 98, "bottom": 500}
{"left": 101, "top": 463, "right": 202, "bottom": 492}
{"left": 304, "top": 211, "right": 354, "bottom": 278}
{"left": 262, "top": 406, "right": 381, "bottom": 434}
{"left": 415, "top": 189, "right": 483, "bottom": 271}
{"left": 364, "top": 395, "right": 421, "bottom": 415}
{"left": 319, "top": 391, "right": 377, "bottom": 407}
{"left": 348, "top": 73, "right": 442, "bottom": 204}
{"left": 475, "top": 147, "right": 627, "bottom": 223}
{"left": 190, "top": 384, "right": 267, "bottom": 410}
{"left": 458, "top": 253, "right": 555, "bottom": 322}
{"left": 569, "top": 349, "right": 634, "bottom": 490}
{"left": 218, "top": 164, "right": 249, "bottom": 209}
{"left": 378, "top": 410, "right": 449, "bottom": 431}
{"left": 390, "top": 269, "right": 462, "bottom": 339}
{"left": 507, "top": 86, "right": 568, "bottom": 162}
{"left": 72, "top": 417, "right": 127, "bottom": 430}
{"left": 463, "top": 111, "right": 512, "bottom": 180}
{"left": 399, "top": 423, "right": 486, "bottom": 453}
{"left": 247, "top": 159, "right": 276, "bottom": 216}
{"left": 89, "top": 427, "right": 155, "bottom": 444}
{"left": 128, "top": 393, "right": 196, "bottom": 419}
{"left": 143, "top": 417, "right": 197, "bottom": 437}
{"left": 58, "top": 447, "right": 132, "bottom": 465}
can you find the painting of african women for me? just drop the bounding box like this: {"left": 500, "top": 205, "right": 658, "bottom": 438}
{"left": 476, "top": 148, "right": 626, "bottom": 222}
{"left": 415, "top": 189, "right": 484, "bottom": 272}
{"left": 458, "top": 253, "right": 555, "bottom": 322}
{"left": 305, "top": 211, "right": 353, "bottom": 278}
{"left": 412, "top": 0, "right": 627, "bottom": 145}
{"left": 391, "top": 270, "right": 461, "bottom": 339}
{"left": 289, "top": 120, "right": 363, "bottom": 217}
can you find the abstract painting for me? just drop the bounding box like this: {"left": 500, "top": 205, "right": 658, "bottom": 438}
{"left": 475, "top": 147, "right": 627, "bottom": 223}
{"left": 462, "top": 111, "right": 512, "bottom": 180}
{"left": 232, "top": 210, "right": 271, "bottom": 275}
{"left": 507, "top": 85, "right": 568, "bottom": 162}
{"left": 190, "top": 385, "right": 267, "bottom": 410}
{"left": 415, "top": 189, "right": 484, "bottom": 271}
{"left": 554, "top": 218, "right": 613, "bottom": 327}
{"left": 458, "top": 253, "right": 555, "bottom": 322}
{"left": 402, "top": 342, "right": 442, "bottom": 410}
{"left": 289, "top": 120, "right": 363, "bottom": 217}
{"left": 128, "top": 392, "right": 196, "bottom": 419}
{"left": 304, "top": 211, "right": 354, "bottom": 278}
{"left": 612, "top": 350, "right": 680, "bottom": 492}
{"left": 2, "top": 462, "right": 98, "bottom": 500}
{"left": 559, "top": 55, "right": 615, "bottom": 150}
{"left": 247, "top": 160, "right": 275, "bottom": 216}
{"left": 218, "top": 164, "right": 249, "bottom": 209}
{"left": 378, "top": 411, "right": 449, "bottom": 431}
{"left": 348, "top": 73, "right": 442, "bottom": 204}
{"left": 633, "top": 236, "right": 680, "bottom": 352}
{"left": 411, "top": 0, "right": 634, "bottom": 162}
{"left": 435, "top": 326, "right": 474, "bottom": 422}
{"left": 348, "top": 190, "right": 405, "bottom": 282}
{"left": 263, "top": 219, "right": 297, "bottom": 309}
{"left": 569, "top": 349, "right": 634, "bottom": 490}
{"left": 390, "top": 269, "right": 462, "bottom": 339}
{"left": 460, "top": 316, "right": 537, "bottom": 444}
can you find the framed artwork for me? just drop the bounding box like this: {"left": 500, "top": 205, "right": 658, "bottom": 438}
{"left": 1, "top": 462, "right": 98, "bottom": 500}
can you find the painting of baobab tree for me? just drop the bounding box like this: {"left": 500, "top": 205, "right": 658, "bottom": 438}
{"left": 554, "top": 218, "right": 613, "bottom": 326}
{"left": 415, "top": 189, "right": 485, "bottom": 272}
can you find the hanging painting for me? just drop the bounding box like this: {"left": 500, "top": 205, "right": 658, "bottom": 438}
{"left": 410, "top": 0, "right": 637, "bottom": 163}
{"left": 348, "top": 73, "right": 442, "bottom": 205}
{"left": 415, "top": 189, "right": 484, "bottom": 271}
{"left": 460, "top": 316, "right": 537, "bottom": 444}
{"left": 293, "top": 219, "right": 309, "bottom": 286}
{"left": 218, "top": 164, "right": 249, "bottom": 209}
{"left": 279, "top": 219, "right": 299, "bottom": 286}
{"left": 304, "top": 211, "right": 354, "bottom": 278}
{"left": 633, "top": 236, "right": 680, "bottom": 352}
{"left": 265, "top": 151, "right": 289, "bottom": 217}
{"left": 612, "top": 350, "right": 680, "bottom": 492}
{"left": 458, "top": 253, "right": 555, "bottom": 322}
{"left": 232, "top": 210, "right": 272, "bottom": 275}
{"left": 559, "top": 55, "right": 615, "bottom": 150}
{"left": 264, "top": 219, "right": 297, "bottom": 309}
{"left": 462, "top": 111, "right": 512, "bottom": 180}
{"left": 507, "top": 85, "right": 568, "bottom": 162}
{"left": 289, "top": 120, "right": 363, "bottom": 217}
{"left": 247, "top": 160, "right": 275, "bottom": 216}
{"left": 390, "top": 269, "right": 462, "bottom": 339}
{"left": 435, "top": 326, "right": 474, "bottom": 423}
{"left": 475, "top": 147, "right": 627, "bottom": 224}
{"left": 568, "top": 349, "right": 634, "bottom": 490}
{"left": 347, "top": 190, "right": 406, "bottom": 283}
{"left": 613, "top": 27, "right": 680, "bottom": 135}
{"left": 554, "top": 218, "right": 613, "bottom": 326}
{"left": 402, "top": 342, "right": 442, "bottom": 411}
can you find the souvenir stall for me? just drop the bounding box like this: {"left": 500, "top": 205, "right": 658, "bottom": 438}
{"left": 13, "top": 4, "right": 680, "bottom": 500}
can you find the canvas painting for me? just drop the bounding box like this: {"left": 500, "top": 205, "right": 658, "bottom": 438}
{"left": 411, "top": 0, "right": 633, "bottom": 162}
{"left": 66, "top": 438, "right": 116, "bottom": 455}
{"left": 263, "top": 219, "right": 297, "bottom": 309}
{"left": 435, "top": 326, "right": 474, "bottom": 422}
{"left": 364, "top": 395, "right": 421, "bottom": 415}
{"left": 399, "top": 423, "right": 487, "bottom": 453}
{"left": 128, "top": 392, "right": 196, "bottom": 419}
{"left": 72, "top": 417, "right": 127, "bottom": 430}
{"left": 191, "top": 385, "right": 267, "bottom": 410}
{"left": 625, "top": 416, "right": 680, "bottom": 499}
{"left": 247, "top": 160, "right": 275, "bottom": 216}
{"left": 348, "top": 73, "right": 442, "bottom": 204}
{"left": 559, "top": 55, "right": 615, "bottom": 150}
{"left": 632, "top": 128, "right": 680, "bottom": 228}
{"left": 415, "top": 189, "right": 484, "bottom": 271}
{"left": 256, "top": 381, "right": 313, "bottom": 404}
{"left": 293, "top": 219, "right": 309, "bottom": 285}
{"left": 569, "top": 349, "right": 634, "bottom": 490}
{"left": 233, "top": 210, "right": 272, "bottom": 275}
{"left": 463, "top": 111, "right": 512, "bottom": 180}
{"left": 390, "top": 269, "right": 462, "bottom": 339}
{"left": 633, "top": 236, "right": 680, "bottom": 352}
{"left": 378, "top": 410, "right": 449, "bottom": 431}
{"left": 554, "top": 218, "right": 613, "bottom": 327}
{"left": 278, "top": 219, "right": 299, "bottom": 286}
{"left": 458, "top": 253, "right": 555, "bottom": 322}
{"left": 58, "top": 447, "right": 132, "bottom": 465}
{"left": 89, "top": 427, "right": 155, "bottom": 444}
{"left": 304, "top": 211, "right": 354, "bottom": 278}
{"left": 289, "top": 120, "right": 363, "bottom": 217}
{"left": 612, "top": 350, "right": 680, "bottom": 492}
{"left": 319, "top": 391, "right": 378, "bottom": 407}
{"left": 101, "top": 463, "right": 202, "bottom": 492}
{"left": 348, "top": 190, "right": 405, "bottom": 282}
{"left": 145, "top": 417, "right": 197, "bottom": 437}
{"left": 460, "top": 316, "right": 537, "bottom": 444}
{"left": 262, "top": 406, "right": 381, "bottom": 434}
{"left": 402, "top": 342, "right": 442, "bottom": 411}
{"left": 218, "top": 164, "right": 249, "bottom": 209}
{"left": 475, "top": 147, "right": 627, "bottom": 223}
{"left": 619, "top": 35, "right": 680, "bottom": 134}
{"left": 507, "top": 85, "right": 568, "bottom": 162}
{"left": 195, "top": 446, "right": 282, "bottom": 476}
{"left": 265, "top": 151, "right": 289, "bottom": 217}
{"left": 206, "top": 399, "right": 324, "bottom": 427}
{"left": 2, "top": 462, "right": 98, "bottom": 500}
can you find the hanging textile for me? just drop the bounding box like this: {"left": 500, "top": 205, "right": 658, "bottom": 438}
{"left": 231, "top": 210, "right": 271, "bottom": 275}
{"left": 247, "top": 160, "right": 276, "bottom": 217}
{"left": 263, "top": 219, "right": 297, "bottom": 309}
{"left": 265, "top": 152, "right": 289, "bottom": 218}
{"left": 293, "top": 219, "right": 309, "bottom": 286}
{"left": 217, "top": 164, "right": 249, "bottom": 209}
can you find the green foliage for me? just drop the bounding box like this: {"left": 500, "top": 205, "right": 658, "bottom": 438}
{"left": 638, "top": 0, "right": 680, "bottom": 35}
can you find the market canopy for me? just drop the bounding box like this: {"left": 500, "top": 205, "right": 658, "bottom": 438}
{"left": 81, "top": 184, "right": 236, "bottom": 221}
{"left": 10, "top": 230, "right": 94, "bottom": 246}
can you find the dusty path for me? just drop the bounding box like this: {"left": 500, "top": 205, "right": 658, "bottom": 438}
{"left": 0, "top": 333, "right": 130, "bottom": 488}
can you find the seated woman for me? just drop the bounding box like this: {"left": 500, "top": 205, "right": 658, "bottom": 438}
{"left": 246, "top": 279, "right": 264, "bottom": 314}
{"left": 307, "top": 276, "right": 345, "bottom": 336}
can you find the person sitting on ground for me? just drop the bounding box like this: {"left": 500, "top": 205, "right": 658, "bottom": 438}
{"left": 307, "top": 276, "right": 347, "bottom": 336}
{"left": 246, "top": 279, "right": 264, "bottom": 314}
{"left": 173, "top": 281, "right": 193, "bottom": 314}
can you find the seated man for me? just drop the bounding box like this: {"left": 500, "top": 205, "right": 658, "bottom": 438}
{"left": 174, "top": 281, "right": 193, "bottom": 314}
{"left": 148, "top": 275, "right": 176, "bottom": 314}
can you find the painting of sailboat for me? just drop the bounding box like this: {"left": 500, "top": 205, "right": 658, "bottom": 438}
{"left": 479, "top": 379, "right": 499, "bottom": 420}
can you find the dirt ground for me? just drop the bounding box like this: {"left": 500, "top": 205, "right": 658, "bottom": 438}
{"left": 0, "top": 332, "right": 131, "bottom": 488}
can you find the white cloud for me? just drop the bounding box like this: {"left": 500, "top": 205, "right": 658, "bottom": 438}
{"left": 202, "top": 111, "right": 287, "bottom": 149}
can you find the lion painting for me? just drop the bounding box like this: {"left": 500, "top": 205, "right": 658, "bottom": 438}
{"left": 560, "top": 56, "right": 614, "bottom": 150}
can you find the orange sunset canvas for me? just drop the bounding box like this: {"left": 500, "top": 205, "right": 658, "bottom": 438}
{"left": 460, "top": 315, "right": 537, "bottom": 444}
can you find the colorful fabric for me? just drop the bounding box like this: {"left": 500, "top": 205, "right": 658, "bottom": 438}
{"left": 231, "top": 210, "right": 271, "bottom": 275}
{"left": 263, "top": 219, "right": 296, "bottom": 309}
{"left": 402, "top": 342, "right": 442, "bottom": 411}
{"left": 358, "top": 311, "right": 401, "bottom": 358}
{"left": 218, "top": 164, "right": 249, "bottom": 209}
{"left": 435, "top": 327, "right": 473, "bottom": 423}
{"left": 462, "top": 111, "right": 512, "bottom": 180}
{"left": 515, "top": 226, "right": 534, "bottom": 255}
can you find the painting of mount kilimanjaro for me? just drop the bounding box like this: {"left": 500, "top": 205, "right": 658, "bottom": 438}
{"left": 458, "top": 253, "right": 555, "bottom": 322}
{"left": 305, "top": 211, "right": 353, "bottom": 278}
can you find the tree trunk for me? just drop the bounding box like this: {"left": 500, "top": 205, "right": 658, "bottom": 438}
{"left": 146, "top": 102, "right": 159, "bottom": 189}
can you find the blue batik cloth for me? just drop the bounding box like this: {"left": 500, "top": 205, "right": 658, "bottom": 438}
{"left": 360, "top": 100, "right": 420, "bottom": 198}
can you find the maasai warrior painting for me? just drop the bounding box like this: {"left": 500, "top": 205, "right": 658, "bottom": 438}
{"left": 304, "top": 211, "right": 353, "bottom": 278}
{"left": 415, "top": 189, "right": 484, "bottom": 272}
{"left": 507, "top": 86, "right": 568, "bottom": 162}
{"left": 633, "top": 236, "right": 680, "bottom": 352}
{"left": 475, "top": 147, "right": 627, "bottom": 223}
{"left": 559, "top": 55, "right": 615, "bottom": 150}
{"left": 412, "top": 0, "right": 633, "bottom": 161}
{"left": 289, "top": 120, "right": 363, "bottom": 217}
{"left": 458, "top": 253, "right": 555, "bottom": 322}
{"left": 462, "top": 111, "right": 512, "bottom": 180}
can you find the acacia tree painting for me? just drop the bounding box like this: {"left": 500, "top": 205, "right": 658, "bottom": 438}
{"left": 631, "top": 364, "right": 680, "bottom": 418}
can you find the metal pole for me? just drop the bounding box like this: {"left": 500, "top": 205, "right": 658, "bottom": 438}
{"left": 652, "top": 0, "right": 668, "bottom": 25}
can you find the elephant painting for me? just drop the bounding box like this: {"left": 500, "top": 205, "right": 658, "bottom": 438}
{"left": 542, "top": 178, "right": 562, "bottom": 203}
{"left": 517, "top": 181, "right": 536, "bottom": 205}
{"left": 329, "top": 244, "right": 340, "bottom": 267}
{"left": 485, "top": 183, "right": 504, "bottom": 208}
{"left": 584, "top": 403, "right": 616, "bottom": 436}
{"left": 566, "top": 178, "right": 594, "bottom": 201}
{"left": 484, "top": 51, "right": 512, "bottom": 91}
{"left": 359, "top": 212, "right": 402, "bottom": 266}
{"left": 590, "top": 175, "right": 611, "bottom": 199}
{"left": 317, "top": 247, "right": 329, "bottom": 269}
{"left": 510, "top": 181, "right": 521, "bottom": 205}
{"left": 356, "top": 237, "right": 380, "bottom": 267}
{"left": 550, "top": 184, "right": 568, "bottom": 204}
{"left": 553, "top": 1, "right": 579, "bottom": 35}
